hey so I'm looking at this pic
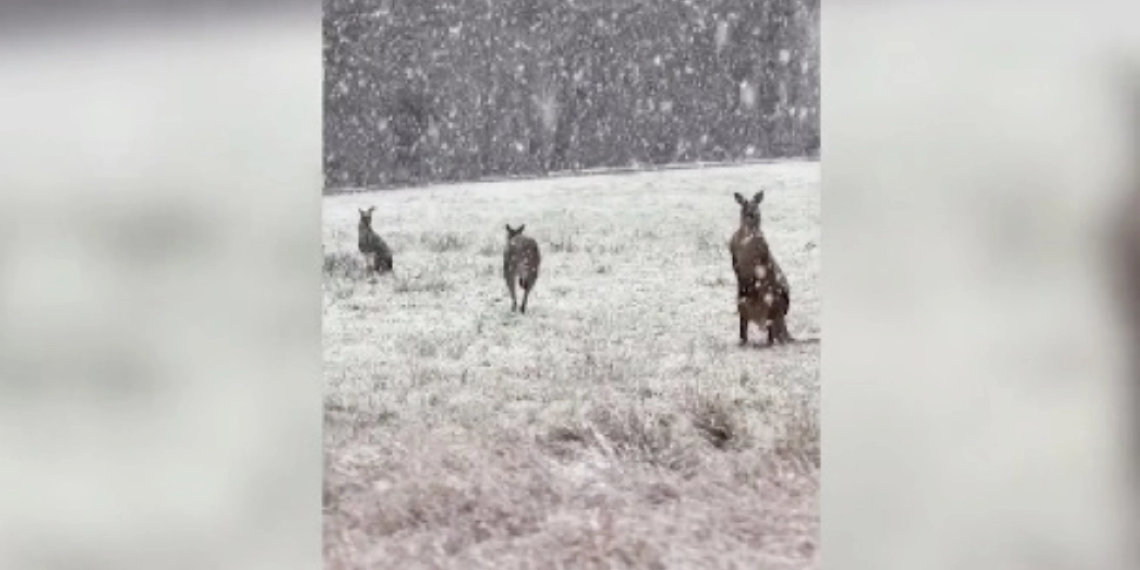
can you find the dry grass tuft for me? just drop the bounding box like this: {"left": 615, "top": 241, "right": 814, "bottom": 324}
{"left": 392, "top": 273, "right": 453, "bottom": 294}
{"left": 548, "top": 233, "right": 580, "bottom": 253}
{"left": 772, "top": 399, "right": 821, "bottom": 470}
{"left": 421, "top": 231, "right": 467, "bottom": 253}
{"left": 324, "top": 250, "right": 367, "bottom": 281}
{"left": 552, "top": 405, "right": 694, "bottom": 472}
{"left": 689, "top": 393, "right": 748, "bottom": 451}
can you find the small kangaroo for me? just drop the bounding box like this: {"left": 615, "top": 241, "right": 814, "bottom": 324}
{"left": 357, "top": 206, "right": 393, "bottom": 273}
{"left": 503, "top": 224, "right": 541, "bottom": 313}
{"left": 728, "top": 190, "right": 793, "bottom": 346}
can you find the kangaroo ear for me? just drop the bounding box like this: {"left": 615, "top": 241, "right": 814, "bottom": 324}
{"left": 367, "top": 206, "right": 376, "bottom": 213}
{"left": 734, "top": 192, "right": 747, "bottom": 206}
{"left": 517, "top": 224, "right": 525, "bottom": 234}
{"left": 505, "top": 224, "right": 514, "bottom": 233}
{"left": 753, "top": 190, "right": 765, "bottom": 204}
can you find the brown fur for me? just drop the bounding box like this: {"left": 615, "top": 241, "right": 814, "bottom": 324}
{"left": 358, "top": 206, "right": 393, "bottom": 273}
{"left": 728, "top": 191, "right": 793, "bottom": 346}
{"left": 504, "top": 224, "right": 541, "bottom": 313}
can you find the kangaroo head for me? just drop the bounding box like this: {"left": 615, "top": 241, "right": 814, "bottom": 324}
{"left": 733, "top": 191, "right": 765, "bottom": 232}
{"left": 358, "top": 206, "right": 376, "bottom": 229}
{"left": 505, "top": 224, "right": 526, "bottom": 240}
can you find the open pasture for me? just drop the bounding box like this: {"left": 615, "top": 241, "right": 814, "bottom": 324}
{"left": 323, "top": 161, "right": 821, "bottom": 570}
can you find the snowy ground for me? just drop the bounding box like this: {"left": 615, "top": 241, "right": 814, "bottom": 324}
{"left": 322, "top": 161, "right": 821, "bottom": 570}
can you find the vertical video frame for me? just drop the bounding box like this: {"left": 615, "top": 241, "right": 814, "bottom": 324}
{"left": 323, "top": 1, "right": 820, "bottom": 568}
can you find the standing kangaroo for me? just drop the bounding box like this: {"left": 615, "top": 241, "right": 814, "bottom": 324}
{"left": 503, "top": 224, "right": 541, "bottom": 313}
{"left": 357, "top": 206, "right": 393, "bottom": 273}
{"left": 728, "top": 190, "right": 793, "bottom": 346}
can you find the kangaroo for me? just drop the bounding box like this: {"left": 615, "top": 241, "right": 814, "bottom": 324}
{"left": 503, "top": 224, "right": 541, "bottom": 313}
{"left": 728, "top": 190, "right": 793, "bottom": 346}
{"left": 357, "top": 206, "right": 393, "bottom": 273}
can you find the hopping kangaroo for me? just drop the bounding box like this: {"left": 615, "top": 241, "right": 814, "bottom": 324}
{"left": 728, "top": 190, "right": 793, "bottom": 346}
{"left": 357, "top": 206, "right": 393, "bottom": 273}
{"left": 503, "top": 224, "right": 541, "bottom": 313}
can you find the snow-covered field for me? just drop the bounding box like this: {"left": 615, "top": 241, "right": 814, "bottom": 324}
{"left": 322, "top": 161, "right": 820, "bottom": 569}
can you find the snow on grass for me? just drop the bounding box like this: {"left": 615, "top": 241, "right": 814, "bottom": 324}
{"left": 323, "top": 161, "right": 821, "bottom": 570}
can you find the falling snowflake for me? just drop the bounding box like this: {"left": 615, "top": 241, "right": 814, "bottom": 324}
{"left": 715, "top": 20, "right": 730, "bottom": 53}
{"left": 739, "top": 80, "right": 756, "bottom": 111}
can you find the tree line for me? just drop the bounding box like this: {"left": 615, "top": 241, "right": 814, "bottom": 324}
{"left": 324, "top": 0, "right": 820, "bottom": 191}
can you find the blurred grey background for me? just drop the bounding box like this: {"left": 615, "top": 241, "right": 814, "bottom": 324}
{"left": 1, "top": 1, "right": 1139, "bottom": 569}
{"left": 0, "top": 0, "right": 312, "bottom": 34}
{"left": 0, "top": 5, "right": 321, "bottom": 570}
{"left": 825, "top": 1, "right": 1140, "bottom": 569}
